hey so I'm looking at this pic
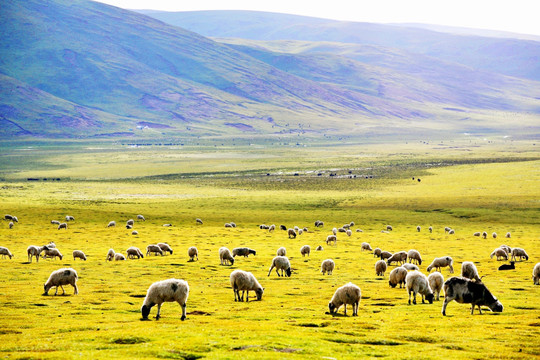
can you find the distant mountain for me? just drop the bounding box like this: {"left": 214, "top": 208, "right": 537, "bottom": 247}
{"left": 0, "top": 2, "right": 538, "bottom": 139}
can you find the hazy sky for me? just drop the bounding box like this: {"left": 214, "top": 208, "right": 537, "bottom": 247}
{"left": 96, "top": 0, "right": 540, "bottom": 36}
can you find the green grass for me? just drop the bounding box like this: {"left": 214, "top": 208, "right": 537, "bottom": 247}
{"left": 0, "top": 141, "right": 539, "bottom": 359}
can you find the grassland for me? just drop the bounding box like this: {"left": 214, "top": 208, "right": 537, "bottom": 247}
{"left": 0, "top": 140, "right": 539, "bottom": 359}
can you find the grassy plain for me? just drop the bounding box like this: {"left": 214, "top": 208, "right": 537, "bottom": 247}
{"left": 0, "top": 139, "right": 539, "bottom": 359}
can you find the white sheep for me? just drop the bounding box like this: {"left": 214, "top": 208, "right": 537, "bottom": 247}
{"left": 490, "top": 248, "right": 508, "bottom": 261}
{"left": 427, "top": 272, "right": 444, "bottom": 301}
{"left": 43, "top": 268, "right": 78, "bottom": 296}
{"left": 188, "top": 246, "right": 198, "bottom": 261}
{"left": 126, "top": 224, "right": 133, "bottom": 229}
{"left": 316, "top": 245, "right": 323, "bottom": 251}
{"left": 268, "top": 256, "right": 291, "bottom": 277}
{"left": 137, "top": 214, "right": 145, "bottom": 221}
{"left": 42, "top": 248, "right": 63, "bottom": 260}
{"left": 196, "top": 218, "right": 203, "bottom": 225}
{"left": 448, "top": 229, "right": 455, "bottom": 235}
{"left": 107, "top": 221, "right": 116, "bottom": 227}
{"left": 499, "top": 244, "right": 512, "bottom": 254}
{"left": 426, "top": 256, "right": 454, "bottom": 273}
{"left": 337, "top": 227, "right": 346, "bottom": 233}
{"left": 444, "top": 227, "right": 451, "bottom": 233}
{"left": 328, "top": 282, "right": 361, "bottom": 316}
{"left": 294, "top": 226, "right": 300, "bottom": 232}
{"left": 388, "top": 267, "right": 408, "bottom": 288}
{"left": 402, "top": 263, "right": 419, "bottom": 271}
{"left": 505, "top": 232, "right": 511, "bottom": 238}
{"left": 157, "top": 243, "right": 173, "bottom": 255}
{"left": 230, "top": 222, "right": 237, "bottom": 228}
{"left": 406, "top": 270, "right": 434, "bottom": 305}
{"left": 428, "top": 226, "right": 433, "bottom": 233}
{"left": 276, "top": 247, "right": 286, "bottom": 256}
{"left": 8, "top": 222, "right": 13, "bottom": 229}
{"left": 361, "top": 242, "right": 373, "bottom": 252}
{"left": 492, "top": 232, "right": 497, "bottom": 239}
{"left": 65, "top": 215, "right": 75, "bottom": 221}
{"left": 162, "top": 223, "right": 172, "bottom": 227}
{"left": 141, "top": 279, "right": 189, "bottom": 320}
{"left": 326, "top": 235, "right": 337, "bottom": 245}
{"left": 268, "top": 224, "right": 275, "bottom": 232}
{"left": 127, "top": 219, "right": 134, "bottom": 226}
{"left": 386, "top": 225, "right": 393, "bottom": 231}
{"left": 416, "top": 226, "right": 421, "bottom": 232}
{"left": 225, "top": 223, "right": 233, "bottom": 228}
{"left": 482, "top": 231, "right": 488, "bottom": 239}
{"left": 346, "top": 229, "right": 352, "bottom": 237}
{"left": 533, "top": 263, "right": 540, "bottom": 285}
{"left": 132, "top": 230, "right": 138, "bottom": 235}
{"left": 461, "top": 261, "right": 482, "bottom": 283}
{"left": 126, "top": 246, "right": 144, "bottom": 259}
{"left": 106, "top": 248, "right": 115, "bottom": 261}
{"left": 288, "top": 228, "right": 296, "bottom": 238}
{"left": 0, "top": 246, "right": 13, "bottom": 259}
{"left": 387, "top": 251, "right": 408, "bottom": 265}
{"left": 146, "top": 244, "right": 164, "bottom": 256}
{"left": 72, "top": 250, "right": 87, "bottom": 261}
{"left": 511, "top": 248, "right": 529, "bottom": 261}
{"left": 58, "top": 223, "right": 68, "bottom": 230}
{"left": 373, "top": 248, "right": 382, "bottom": 257}
{"left": 342, "top": 224, "right": 350, "bottom": 229}
{"left": 51, "top": 220, "right": 60, "bottom": 225}
{"left": 332, "top": 227, "right": 337, "bottom": 235}
{"left": 380, "top": 251, "right": 392, "bottom": 261}
{"left": 114, "top": 253, "right": 126, "bottom": 261}
{"left": 219, "top": 247, "right": 234, "bottom": 266}
{"left": 321, "top": 259, "right": 335, "bottom": 275}
{"left": 300, "top": 245, "right": 311, "bottom": 257}
{"left": 375, "top": 260, "right": 387, "bottom": 276}
{"left": 298, "top": 229, "right": 303, "bottom": 235}
{"left": 230, "top": 270, "right": 263, "bottom": 302}
{"left": 473, "top": 232, "right": 481, "bottom": 237}
{"left": 356, "top": 229, "right": 363, "bottom": 233}
{"left": 407, "top": 249, "right": 422, "bottom": 265}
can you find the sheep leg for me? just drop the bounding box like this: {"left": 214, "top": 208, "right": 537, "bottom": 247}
{"left": 408, "top": 290, "right": 412, "bottom": 305}
{"left": 276, "top": 268, "right": 281, "bottom": 277}
{"left": 233, "top": 289, "right": 238, "bottom": 302}
{"left": 413, "top": 291, "right": 417, "bottom": 305}
{"left": 477, "top": 305, "right": 483, "bottom": 315}
{"left": 54, "top": 286, "right": 59, "bottom": 296}
{"left": 343, "top": 304, "right": 347, "bottom": 316}
{"left": 180, "top": 303, "right": 186, "bottom": 321}
{"left": 442, "top": 296, "right": 452, "bottom": 315}
{"left": 421, "top": 294, "right": 425, "bottom": 304}
{"left": 156, "top": 303, "right": 162, "bottom": 319}
{"left": 246, "top": 291, "right": 249, "bottom": 302}
{"left": 72, "top": 283, "right": 78, "bottom": 295}
{"left": 267, "top": 266, "right": 274, "bottom": 277}
{"left": 353, "top": 302, "right": 358, "bottom": 316}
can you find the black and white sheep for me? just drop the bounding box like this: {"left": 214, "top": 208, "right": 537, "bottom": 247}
{"left": 219, "top": 247, "right": 234, "bottom": 266}
{"left": 0, "top": 246, "right": 13, "bottom": 259}
{"left": 141, "top": 279, "right": 189, "bottom": 320}
{"left": 388, "top": 267, "right": 408, "bottom": 288}
{"left": 442, "top": 277, "right": 503, "bottom": 315}
{"left": 131, "top": 230, "right": 138, "bottom": 236}
{"left": 375, "top": 260, "right": 387, "bottom": 276}
{"left": 268, "top": 256, "right": 291, "bottom": 277}
{"left": 276, "top": 247, "right": 286, "bottom": 257}
{"left": 157, "top": 243, "right": 173, "bottom": 255}
{"left": 426, "top": 256, "right": 454, "bottom": 273}
{"left": 230, "top": 270, "right": 263, "bottom": 302}
{"left": 406, "top": 270, "right": 434, "bottom": 305}
{"left": 407, "top": 249, "right": 422, "bottom": 265}
{"left": 482, "top": 231, "right": 488, "bottom": 239}
{"left": 232, "top": 247, "right": 256, "bottom": 257}
{"left": 533, "top": 263, "right": 540, "bottom": 285}
{"left": 510, "top": 248, "right": 529, "bottom": 261}
{"left": 314, "top": 220, "right": 324, "bottom": 227}
{"left": 188, "top": 247, "right": 198, "bottom": 261}
{"left": 387, "top": 251, "right": 408, "bottom": 266}
{"left": 327, "top": 282, "right": 361, "bottom": 316}
{"left": 300, "top": 245, "right": 311, "bottom": 257}
{"left": 146, "top": 244, "right": 164, "bottom": 256}
{"left": 427, "top": 272, "right": 444, "bottom": 301}
{"left": 461, "top": 261, "right": 482, "bottom": 282}
{"left": 72, "top": 250, "right": 87, "bottom": 261}
{"left": 51, "top": 220, "right": 60, "bottom": 225}
{"left": 126, "top": 246, "right": 144, "bottom": 259}
{"left": 321, "top": 259, "right": 335, "bottom": 275}
{"left": 43, "top": 268, "right": 78, "bottom": 296}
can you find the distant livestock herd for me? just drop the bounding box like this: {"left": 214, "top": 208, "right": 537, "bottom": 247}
{"left": 1, "top": 214, "right": 539, "bottom": 321}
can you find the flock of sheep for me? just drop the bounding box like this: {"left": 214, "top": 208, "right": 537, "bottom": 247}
{"left": 2, "top": 214, "right": 539, "bottom": 321}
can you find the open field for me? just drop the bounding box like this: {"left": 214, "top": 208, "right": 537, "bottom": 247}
{"left": 0, "top": 141, "right": 539, "bottom": 359}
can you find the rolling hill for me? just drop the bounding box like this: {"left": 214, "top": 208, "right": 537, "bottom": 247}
{"left": 0, "top": 1, "right": 539, "bottom": 139}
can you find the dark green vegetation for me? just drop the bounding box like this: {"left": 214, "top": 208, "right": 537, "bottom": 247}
{"left": 1, "top": 0, "right": 539, "bottom": 139}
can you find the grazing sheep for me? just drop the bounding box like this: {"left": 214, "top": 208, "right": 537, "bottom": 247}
{"left": 407, "top": 250, "right": 422, "bottom": 265}
{"left": 131, "top": 230, "right": 138, "bottom": 235}
{"left": 51, "top": 220, "right": 60, "bottom": 225}
{"left": 337, "top": 227, "right": 346, "bottom": 233}
{"left": 162, "top": 224, "right": 172, "bottom": 227}
{"left": 276, "top": 247, "right": 286, "bottom": 257}
{"left": 444, "top": 227, "right": 451, "bottom": 233}
{"left": 268, "top": 256, "right": 291, "bottom": 277}
{"left": 107, "top": 221, "right": 116, "bottom": 227}
{"left": 219, "top": 247, "right": 234, "bottom": 266}
{"left": 232, "top": 247, "right": 256, "bottom": 257}
{"left": 106, "top": 248, "right": 115, "bottom": 261}
{"left": 380, "top": 251, "right": 392, "bottom": 261}
{"left": 42, "top": 248, "right": 63, "bottom": 260}
{"left": 72, "top": 250, "right": 86, "bottom": 261}
{"left": 349, "top": 221, "right": 355, "bottom": 227}
{"left": 114, "top": 253, "right": 126, "bottom": 261}
{"left": 4, "top": 214, "right": 13, "bottom": 221}
{"left": 298, "top": 229, "right": 303, "bottom": 235}
{"left": 303, "top": 227, "right": 308, "bottom": 232}
{"left": 230, "top": 270, "right": 263, "bottom": 302}
{"left": 316, "top": 245, "right": 323, "bottom": 251}
{"left": 448, "top": 229, "right": 455, "bottom": 235}
{"left": 373, "top": 248, "right": 382, "bottom": 257}
{"left": 428, "top": 272, "right": 444, "bottom": 301}
{"left": 442, "top": 277, "right": 503, "bottom": 315}
{"left": 402, "top": 263, "right": 419, "bottom": 271}
{"left": 387, "top": 251, "right": 408, "bottom": 266}
{"left": 428, "top": 226, "right": 433, "bottom": 233}
{"left": 473, "top": 232, "right": 481, "bottom": 237}
{"left": 137, "top": 214, "right": 145, "bottom": 221}
{"left": 230, "top": 222, "right": 237, "bottom": 228}
{"left": 389, "top": 267, "right": 408, "bottom": 288}
{"left": 141, "top": 279, "right": 189, "bottom": 320}
{"left": 416, "top": 226, "right": 421, "bottom": 232}
{"left": 505, "top": 232, "right": 511, "bottom": 238}
{"left": 294, "top": 226, "right": 300, "bottom": 232}
{"left": 406, "top": 271, "right": 434, "bottom": 305}
{"left": 461, "top": 261, "right": 482, "bottom": 282}
{"left": 346, "top": 229, "right": 352, "bottom": 237}
{"left": 126, "top": 224, "right": 133, "bottom": 229}
{"left": 342, "top": 224, "right": 350, "bottom": 229}
{"left": 361, "top": 242, "right": 372, "bottom": 252}
{"left": 321, "top": 259, "right": 335, "bottom": 275}
{"left": 498, "top": 262, "right": 515, "bottom": 270}
{"left": 499, "top": 244, "right": 512, "bottom": 254}
{"left": 510, "top": 248, "right": 529, "bottom": 261}
{"left": 126, "top": 246, "right": 144, "bottom": 259}
{"left": 332, "top": 228, "right": 337, "bottom": 235}
{"left": 46, "top": 241, "right": 56, "bottom": 248}
{"left": 326, "top": 235, "right": 337, "bottom": 245}
{"left": 43, "top": 268, "right": 78, "bottom": 296}
{"left": 8, "top": 221, "right": 14, "bottom": 229}
{"left": 328, "top": 282, "right": 361, "bottom": 316}
{"left": 268, "top": 224, "right": 275, "bottom": 232}
{"left": 188, "top": 247, "right": 198, "bottom": 261}
{"left": 280, "top": 225, "right": 287, "bottom": 231}
{"left": 386, "top": 225, "right": 393, "bottom": 231}
{"left": 482, "top": 231, "right": 488, "bottom": 239}
{"left": 127, "top": 219, "right": 134, "bottom": 226}
{"left": 288, "top": 229, "right": 297, "bottom": 239}
{"left": 314, "top": 220, "right": 324, "bottom": 227}
{"left": 146, "top": 244, "right": 164, "bottom": 256}
{"left": 356, "top": 229, "right": 363, "bottom": 232}
{"left": 196, "top": 218, "right": 203, "bottom": 225}
{"left": 259, "top": 224, "right": 269, "bottom": 230}
{"left": 65, "top": 215, "right": 75, "bottom": 221}
{"left": 492, "top": 232, "right": 497, "bottom": 239}
{"left": 533, "top": 263, "right": 540, "bottom": 285}
{"left": 57, "top": 223, "right": 68, "bottom": 230}
{"left": 300, "top": 245, "right": 311, "bottom": 257}
{"left": 157, "top": 243, "right": 173, "bottom": 255}
{"left": 0, "top": 246, "right": 13, "bottom": 259}
{"left": 490, "top": 248, "right": 508, "bottom": 261}
{"left": 427, "top": 256, "right": 454, "bottom": 273}
{"left": 375, "top": 260, "right": 387, "bottom": 276}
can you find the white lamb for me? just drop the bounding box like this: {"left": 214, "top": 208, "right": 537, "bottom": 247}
{"left": 332, "top": 227, "right": 337, "bottom": 235}
{"left": 346, "top": 229, "right": 352, "bottom": 237}
{"left": 106, "top": 248, "right": 115, "bottom": 261}
{"left": 107, "top": 221, "right": 116, "bottom": 227}
{"left": 388, "top": 267, "right": 408, "bottom": 288}
{"left": 230, "top": 270, "right": 263, "bottom": 302}
{"left": 533, "top": 263, "right": 540, "bottom": 285}
{"left": 137, "top": 214, "right": 145, "bottom": 221}
{"left": 57, "top": 223, "right": 68, "bottom": 230}
{"left": 407, "top": 249, "right": 422, "bottom": 265}
{"left": 321, "top": 259, "right": 335, "bottom": 275}
{"left": 219, "top": 247, "right": 235, "bottom": 266}
{"left": 126, "top": 219, "right": 134, "bottom": 226}
{"left": 188, "top": 246, "right": 198, "bottom": 261}
{"left": 511, "top": 248, "right": 529, "bottom": 261}
{"left": 114, "top": 253, "right": 126, "bottom": 261}
{"left": 157, "top": 243, "right": 173, "bottom": 255}
{"left": 361, "top": 242, "right": 372, "bottom": 252}
{"left": 328, "top": 282, "right": 361, "bottom": 316}
{"left": 126, "top": 246, "right": 144, "bottom": 259}
{"left": 490, "top": 248, "right": 508, "bottom": 261}
{"left": 141, "top": 279, "right": 189, "bottom": 321}
{"left": 0, "top": 246, "right": 13, "bottom": 259}
{"left": 406, "top": 270, "right": 434, "bottom": 305}
{"left": 505, "top": 232, "right": 511, "bottom": 238}
{"left": 42, "top": 248, "right": 63, "bottom": 260}
{"left": 72, "top": 250, "right": 87, "bottom": 261}
{"left": 375, "top": 260, "right": 387, "bottom": 276}
{"left": 427, "top": 272, "right": 444, "bottom": 301}
{"left": 43, "top": 268, "right": 78, "bottom": 296}
{"left": 373, "top": 248, "right": 382, "bottom": 257}
{"left": 146, "top": 244, "right": 164, "bottom": 256}
{"left": 326, "top": 235, "right": 337, "bottom": 245}
{"left": 387, "top": 251, "right": 408, "bottom": 266}
{"left": 300, "top": 245, "right": 311, "bottom": 257}
{"left": 268, "top": 256, "right": 291, "bottom": 277}
{"left": 8, "top": 222, "right": 13, "bottom": 229}
{"left": 426, "top": 256, "right": 454, "bottom": 273}
{"left": 276, "top": 247, "right": 286, "bottom": 257}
